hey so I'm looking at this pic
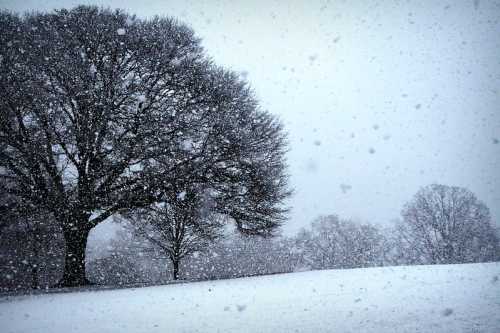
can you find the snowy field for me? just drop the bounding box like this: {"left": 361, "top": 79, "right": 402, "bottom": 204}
{"left": 1, "top": 263, "right": 499, "bottom": 333}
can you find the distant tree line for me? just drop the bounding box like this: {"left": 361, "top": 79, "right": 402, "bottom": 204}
{"left": 1, "top": 183, "right": 498, "bottom": 291}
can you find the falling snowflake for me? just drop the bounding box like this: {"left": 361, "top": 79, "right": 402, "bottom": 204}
{"left": 117, "top": 28, "right": 126, "bottom": 35}
{"left": 177, "top": 191, "right": 186, "bottom": 200}
{"left": 181, "top": 139, "right": 195, "bottom": 151}
{"left": 137, "top": 94, "right": 146, "bottom": 103}
{"left": 170, "top": 58, "right": 182, "bottom": 67}
{"left": 442, "top": 308, "right": 454, "bottom": 316}
{"left": 340, "top": 184, "right": 352, "bottom": 194}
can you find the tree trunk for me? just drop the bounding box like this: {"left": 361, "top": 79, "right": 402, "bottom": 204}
{"left": 57, "top": 225, "right": 92, "bottom": 287}
{"left": 31, "top": 264, "right": 39, "bottom": 289}
{"left": 30, "top": 236, "right": 39, "bottom": 289}
{"left": 172, "top": 258, "right": 180, "bottom": 280}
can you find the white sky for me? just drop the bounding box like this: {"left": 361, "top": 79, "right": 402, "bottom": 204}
{"left": 2, "top": 0, "right": 500, "bottom": 235}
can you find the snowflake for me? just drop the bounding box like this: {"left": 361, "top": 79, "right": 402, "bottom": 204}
{"left": 177, "top": 191, "right": 187, "bottom": 200}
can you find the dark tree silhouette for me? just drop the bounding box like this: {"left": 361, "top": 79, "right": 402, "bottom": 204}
{"left": 128, "top": 184, "right": 223, "bottom": 280}
{"left": 0, "top": 7, "right": 290, "bottom": 286}
{"left": 0, "top": 177, "right": 64, "bottom": 290}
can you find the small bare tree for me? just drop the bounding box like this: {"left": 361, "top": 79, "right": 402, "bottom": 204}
{"left": 397, "top": 184, "right": 499, "bottom": 264}
{"left": 128, "top": 186, "right": 222, "bottom": 280}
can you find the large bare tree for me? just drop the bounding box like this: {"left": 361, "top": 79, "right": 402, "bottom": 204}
{"left": 0, "top": 7, "right": 290, "bottom": 286}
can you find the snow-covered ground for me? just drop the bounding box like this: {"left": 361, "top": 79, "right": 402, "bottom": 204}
{"left": 1, "top": 262, "right": 499, "bottom": 333}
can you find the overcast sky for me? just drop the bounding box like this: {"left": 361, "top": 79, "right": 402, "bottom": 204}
{"left": 2, "top": 0, "right": 500, "bottom": 235}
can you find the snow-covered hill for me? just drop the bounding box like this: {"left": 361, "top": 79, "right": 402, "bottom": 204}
{"left": 1, "top": 263, "right": 499, "bottom": 333}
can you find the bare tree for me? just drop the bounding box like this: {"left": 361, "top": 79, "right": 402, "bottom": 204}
{"left": 397, "top": 184, "right": 499, "bottom": 264}
{"left": 180, "top": 232, "right": 298, "bottom": 280}
{"left": 128, "top": 185, "right": 223, "bottom": 280}
{"left": 300, "top": 215, "right": 388, "bottom": 270}
{"left": 0, "top": 7, "right": 290, "bottom": 286}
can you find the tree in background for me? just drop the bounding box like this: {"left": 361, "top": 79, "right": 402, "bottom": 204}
{"left": 181, "top": 232, "right": 300, "bottom": 280}
{"left": 300, "top": 215, "right": 389, "bottom": 270}
{"left": 397, "top": 184, "right": 499, "bottom": 264}
{"left": 127, "top": 185, "right": 223, "bottom": 280}
{"left": 86, "top": 226, "right": 162, "bottom": 286}
{"left": 0, "top": 6, "right": 290, "bottom": 286}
